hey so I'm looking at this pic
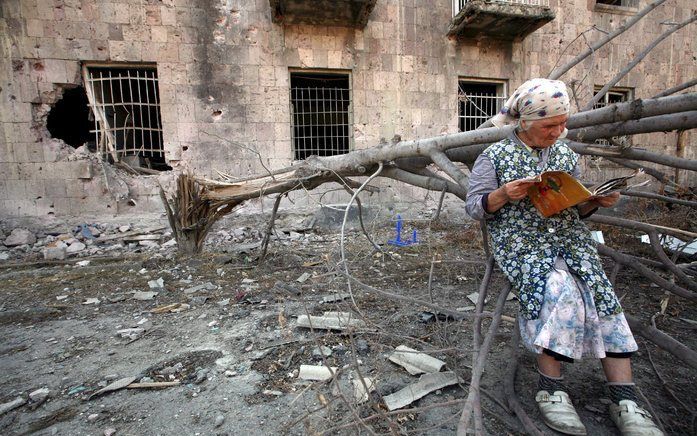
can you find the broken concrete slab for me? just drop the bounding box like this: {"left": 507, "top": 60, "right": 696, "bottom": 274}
{"left": 296, "top": 311, "right": 366, "bottom": 331}
{"left": 352, "top": 376, "right": 376, "bottom": 404}
{"left": 321, "top": 293, "right": 350, "bottom": 303}
{"left": 148, "top": 277, "right": 165, "bottom": 289}
{"left": 183, "top": 282, "right": 217, "bottom": 294}
{"left": 133, "top": 291, "right": 158, "bottom": 300}
{"left": 43, "top": 246, "right": 67, "bottom": 260}
{"left": 298, "top": 364, "right": 338, "bottom": 381}
{"left": 0, "top": 396, "right": 26, "bottom": 415}
{"left": 388, "top": 345, "right": 445, "bottom": 375}
{"left": 383, "top": 371, "right": 461, "bottom": 411}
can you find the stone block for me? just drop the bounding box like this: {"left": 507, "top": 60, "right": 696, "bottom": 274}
{"left": 5, "top": 180, "right": 26, "bottom": 199}
{"left": 44, "top": 179, "right": 67, "bottom": 198}
{"left": 98, "top": 2, "right": 130, "bottom": 24}
{"left": 43, "top": 246, "right": 67, "bottom": 260}
{"left": 151, "top": 26, "right": 168, "bottom": 42}
{"left": 160, "top": 6, "right": 177, "bottom": 26}
{"left": 25, "top": 19, "right": 44, "bottom": 37}
{"left": 122, "top": 24, "right": 150, "bottom": 42}
{"left": 108, "top": 40, "right": 142, "bottom": 60}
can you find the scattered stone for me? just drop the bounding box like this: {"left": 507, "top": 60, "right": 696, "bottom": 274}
{"left": 352, "top": 376, "right": 376, "bottom": 404}
{"left": 184, "top": 282, "right": 216, "bottom": 294}
{"left": 262, "top": 389, "right": 283, "bottom": 396}
{"left": 214, "top": 414, "right": 225, "bottom": 427}
{"left": 194, "top": 368, "right": 209, "bottom": 384}
{"left": 29, "top": 387, "right": 50, "bottom": 404}
{"left": 224, "top": 370, "right": 237, "bottom": 377}
{"left": 217, "top": 299, "right": 230, "bottom": 307}
{"left": 356, "top": 339, "right": 369, "bottom": 354}
{"left": 4, "top": 228, "right": 36, "bottom": 247}
{"left": 0, "top": 252, "right": 9, "bottom": 261}
{"left": 119, "top": 225, "right": 131, "bottom": 233}
{"left": 312, "top": 346, "right": 333, "bottom": 359}
{"left": 0, "top": 397, "right": 26, "bottom": 415}
{"left": 116, "top": 328, "right": 145, "bottom": 340}
{"left": 66, "top": 241, "right": 86, "bottom": 254}
{"left": 82, "top": 298, "right": 101, "bottom": 305}
{"left": 133, "top": 291, "right": 158, "bottom": 301}
{"left": 148, "top": 278, "right": 165, "bottom": 289}
{"left": 296, "top": 312, "right": 366, "bottom": 331}
{"left": 296, "top": 272, "right": 311, "bottom": 283}
{"left": 104, "top": 428, "right": 117, "bottom": 436}
{"left": 43, "top": 246, "right": 67, "bottom": 260}
{"left": 88, "top": 413, "right": 100, "bottom": 422}
{"left": 77, "top": 260, "right": 91, "bottom": 267}
{"left": 298, "top": 364, "right": 338, "bottom": 381}
{"left": 56, "top": 295, "right": 68, "bottom": 301}
{"left": 388, "top": 345, "right": 445, "bottom": 375}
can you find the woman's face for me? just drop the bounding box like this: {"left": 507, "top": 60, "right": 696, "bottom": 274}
{"left": 520, "top": 113, "right": 569, "bottom": 148}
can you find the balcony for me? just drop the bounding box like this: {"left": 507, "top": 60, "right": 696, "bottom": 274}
{"left": 269, "top": 0, "right": 377, "bottom": 27}
{"left": 448, "top": 0, "right": 555, "bottom": 41}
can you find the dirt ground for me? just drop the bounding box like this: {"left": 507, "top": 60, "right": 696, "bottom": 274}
{"left": 0, "top": 207, "right": 695, "bottom": 435}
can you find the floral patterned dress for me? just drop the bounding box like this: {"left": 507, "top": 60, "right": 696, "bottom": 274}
{"left": 482, "top": 138, "right": 637, "bottom": 359}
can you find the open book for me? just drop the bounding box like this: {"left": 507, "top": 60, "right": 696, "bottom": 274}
{"left": 526, "top": 169, "right": 645, "bottom": 217}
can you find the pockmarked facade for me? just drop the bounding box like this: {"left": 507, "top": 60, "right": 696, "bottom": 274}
{"left": 0, "top": 0, "right": 694, "bottom": 218}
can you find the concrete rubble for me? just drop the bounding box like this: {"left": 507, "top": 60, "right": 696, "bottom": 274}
{"left": 383, "top": 372, "right": 462, "bottom": 411}
{"left": 388, "top": 345, "right": 446, "bottom": 375}
{"left": 298, "top": 364, "right": 338, "bottom": 381}
{"left": 296, "top": 311, "right": 366, "bottom": 331}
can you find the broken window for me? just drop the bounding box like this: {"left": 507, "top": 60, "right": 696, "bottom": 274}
{"left": 458, "top": 79, "right": 507, "bottom": 132}
{"left": 290, "top": 71, "right": 351, "bottom": 160}
{"left": 594, "top": 0, "right": 640, "bottom": 10}
{"left": 83, "top": 64, "right": 168, "bottom": 170}
{"left": 592, "top": 86, "right": 633, "bottom": 146}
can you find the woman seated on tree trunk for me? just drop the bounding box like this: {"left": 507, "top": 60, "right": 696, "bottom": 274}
{"left": 465, "top": 78, "right": 662, "bottom": 436}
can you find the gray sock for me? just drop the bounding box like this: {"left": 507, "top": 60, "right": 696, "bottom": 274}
{"left": 607, "top": 382, "right": 639, "bottom": 404}
{"left": 538, "top": 370, "right": 566, "bottom": 393}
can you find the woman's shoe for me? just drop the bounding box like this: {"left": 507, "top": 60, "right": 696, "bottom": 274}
{"left": 535, "top": 390, "right": 587, "bottom": 435}
{"left": 609, "top": 400, "right": 663, "bottom": 436}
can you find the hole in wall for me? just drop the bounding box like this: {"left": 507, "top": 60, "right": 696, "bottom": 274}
{"left": 46, "top": 86, "right": 93, "bottom": 149}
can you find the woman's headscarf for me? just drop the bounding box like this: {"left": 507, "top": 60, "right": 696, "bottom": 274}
{"left": 490, "top": 78, "right": 570, "bottom": 129}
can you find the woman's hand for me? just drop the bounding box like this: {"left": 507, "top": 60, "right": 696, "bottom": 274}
{"left": 591, "top": 191, "right": 620, "bottom": 208}
{"left": 502, "top": 178, "right": 538, "bottom": 201}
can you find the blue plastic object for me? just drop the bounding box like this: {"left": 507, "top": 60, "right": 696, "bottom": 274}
{"left": 387, "top": 215, "right": 418, "bottom": 247}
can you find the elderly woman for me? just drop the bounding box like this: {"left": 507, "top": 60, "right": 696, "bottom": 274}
{"left": 465, "top": 79, "right": 662, "bottom": 436}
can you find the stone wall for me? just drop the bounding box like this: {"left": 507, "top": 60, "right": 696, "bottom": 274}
{"left": 0, "top": 0, "right": 695, "bottom": 220}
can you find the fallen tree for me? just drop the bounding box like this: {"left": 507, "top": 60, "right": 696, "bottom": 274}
{"left": 159, "top": 6, "right": 697, "bottom": 434}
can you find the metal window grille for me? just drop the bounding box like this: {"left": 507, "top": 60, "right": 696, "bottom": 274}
{"left": 593, "top": 88, "right": 632, "bottom": 146}
{"left": 458, "top": 81, "right": 507, "bottom": 131}
{"left": 83, "top": 65, "right": 163, "bottom": 162}
{"left": 290, "top": 73, "right": 351, "bottom": 160}
{"left": 453, "top": 0, "right": 550, "bottom": 16}
{"left": 596, "top": 0, "right": 640, "bottom": 8}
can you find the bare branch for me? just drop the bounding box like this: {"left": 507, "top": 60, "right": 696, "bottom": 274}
{"left": 652, "top": 78, "right": 697, "bottom": 98}
{"left": 548, "top": 0, "right": 668, "bottom": 79}
{"left": 625, "top": 314, "right": 697, "bottom": 370}
{"left": 584, "top": 14, "right": 697, "bottom": 110}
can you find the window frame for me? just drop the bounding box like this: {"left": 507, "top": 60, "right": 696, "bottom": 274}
{"left": 288, "top": 69, "right": 353, "bottom": 161}
{"left": 457, "top": 77, "right": 508, "bottom": 132}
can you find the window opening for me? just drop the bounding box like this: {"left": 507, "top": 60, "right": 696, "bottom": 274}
{"left": 46, "top": 86, "right": 92, "bottom": 149}
{"left": 595, "top": 0, "right": 638, "bottom": 6}
{"left": 592, "top": 86, "right": 633, "bottom": 146}
{"left": 83, "top": 64, "right": 169, "bottom": 170}
{"left": 452, "top": 0, "right": 550, "bottom": 17}
{"left": 458, "top": 80, "right": 507, "bottom": 131}
{"left": 290, "top": 72, "right": 351, "bottom": 160}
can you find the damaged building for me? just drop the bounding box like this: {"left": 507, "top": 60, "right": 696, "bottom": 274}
{"left": 0, "top": 0, "right": 695, "bottom": 220}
